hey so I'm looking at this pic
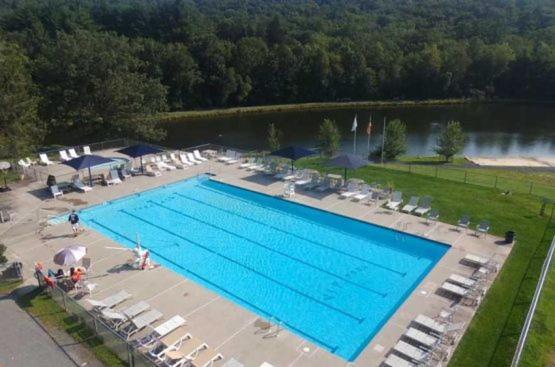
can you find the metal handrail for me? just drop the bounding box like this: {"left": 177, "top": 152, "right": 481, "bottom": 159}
{"left": 510, "top": 234, "right": 555, "bottom": 366}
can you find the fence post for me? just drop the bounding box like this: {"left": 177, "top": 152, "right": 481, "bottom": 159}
{"left": 529, "top": 182, "right": 534, "bottom": 194}
{"left": 464, "top": 171, "right": 468, "bottom": 184}
{"left": 494, "top": 176, "right": 498, "bottom": 188}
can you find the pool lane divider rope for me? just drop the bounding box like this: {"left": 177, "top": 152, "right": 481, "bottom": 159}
{"left": 119, "top": 208, "right": 366, "bottom": 323}
{"left": 173, "top": 192, "right": 407, "bottom": 278}
{"left": 196, "top": 182, "right": 421, "bottom": 262}
{"left": 87, "top": 219, "right": 340, "bottom": 353}
{"left": 149, "top": 199, "right": 388, "bottom": 298}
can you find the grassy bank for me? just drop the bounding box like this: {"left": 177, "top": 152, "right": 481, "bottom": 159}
{"left": 156, "top": 98, "right": 474, "bottom": 121}
{"left": 296, "top": 157, "right": 555, "bottom": 367}
{"left": 0, "top": 279, "right": 23, "bottom": 294}
{"left": 16, "top": 288, "right": 126, "bottom": 367}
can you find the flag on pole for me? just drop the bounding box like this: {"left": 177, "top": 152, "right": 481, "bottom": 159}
{"left": 366, "top": 120, "right": 372, "bottom": 135}
{"left": 351, "top": 115, "right": 358, "bottom": 132}
{"left": 352, "top": 114, "right": 358, "bottom": 153}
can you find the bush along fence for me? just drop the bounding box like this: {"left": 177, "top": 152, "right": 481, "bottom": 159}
{"left": 36, "top": 273, "right": 154, "bottom": 367}
{"left": 383, "top": 163, "right": 555, "bottom": 199}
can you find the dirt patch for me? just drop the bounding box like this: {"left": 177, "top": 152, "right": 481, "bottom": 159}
{"left": 60, "top": 198, "right": 88, "bottom": 206}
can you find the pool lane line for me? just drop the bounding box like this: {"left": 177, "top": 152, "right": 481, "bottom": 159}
{"left": 173, "top": 192, "right": 406, "bottom": 277}
{"left": 149, "top": 199, "right": 388, "bottom": 298}
{"left": 194, "top": 182, "right": 421, "bottom": 261}
{"left": 119, "top": 208, "right": 366, "bottom": 323}
{"left": 89, "top": 219, "right": 340, "bottom": 354}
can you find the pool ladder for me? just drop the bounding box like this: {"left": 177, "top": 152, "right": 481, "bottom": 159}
{"left": 263, "top": 317, "right": 284, "bottom": 339}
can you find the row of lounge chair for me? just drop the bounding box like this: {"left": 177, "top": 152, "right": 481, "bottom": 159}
{"left": 458, "top": 215, "right": 491, "bottom": 237}
{"left": 87, "top": 290, "right": 223, "bottom": 367}
{"left": 384, "top": 310, "right": 465, "bottom": 367}
{"left": 37, "top": 146, "right": 93, "bottom": 166}
{"left": 148, "top": 151, "right": 208, "bottom": 174}
{"left": 384, "top": 192, "right": 433, "bottom": 216}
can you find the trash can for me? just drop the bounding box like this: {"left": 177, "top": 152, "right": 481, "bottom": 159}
{"left": 505, "top": 230, "right": 516, "bottom": 244}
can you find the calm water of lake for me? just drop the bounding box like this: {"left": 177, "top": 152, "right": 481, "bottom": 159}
{"left": 161, "top": 103, "right": 555, "bottom": 157}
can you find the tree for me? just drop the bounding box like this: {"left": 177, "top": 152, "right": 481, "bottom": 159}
{"left": 435, "top": 121, "right": 467, "bottom": 161}
{"left": 317, "top": 119, "right": 341, "bottom": 157}
{"left": 267, "top": 123, "right": 282, "bottom": 151}
{"left": 0, "top": 39, "right": 44, "bottom": 159}
{"left": 376, "top": 119, "right": 407, "bottom": 160}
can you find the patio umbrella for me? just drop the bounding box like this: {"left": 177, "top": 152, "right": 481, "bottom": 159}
{"left": 116, "top": 144, "right": 163, "bottom": 173}
{"left": 62, "top": 155, "right": 114, "bottom": 187}
{"left": 328, "top": 153, "right": 370, "bottom": 180}
{"left": 53, "top": 245, "right": 86, "bottom": 266}
{"left": 270, "top": 146, "right": 315, "bottom": 170}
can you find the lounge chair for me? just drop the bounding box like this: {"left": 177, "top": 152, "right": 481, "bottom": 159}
{"left": 101, "top": 301, "right": 150, "bottom": 329}
{"left": 274, "top": 166, "right": 291, "bottom": 180}
{"left": 119, "top": 168, "right": 132, "bottom": 179}
{"left": 193, "top": 150, "right": 208, "bottom": 162}
{"left": 295, "top": 171, "right": 313, "bottom": 186}
{"left": 403, "top": 327, "right": 438, "bottom": 349}
{"left": 303, "top": 174, "right": 321, "bottom": 190}
{"left": 352, "top": 184, "right": 371, "bottom": 201}
{"left": 148, "top": 331, "right": 192, "bottom": 359}
{"left": 59, "top": 150, "right": 72, "bottom": 162}
{"left": 401, "top": 196, "right": 419, "bottom": 213}
{"left": 383, "top": 353, "right": 415, "bottom": 367}
{"left": 87, "top": 290, "right": 131, "bottom": 312}
{"left": 179, "top": 153, "right": 194, "bottom": 166}
{"left": 476, "top": 220, "right": 490, "bottom": 237}
{"left": 414, "top": 196, "right": 432, "bottom": 216}
{"left": 136, "top": 315, "right": 186, "bottom": 349}
{"left": 158, "top": 336, "right": 208, "bottom": 366}
{"left": 50, "top": 185, "right": 63, "bottom": 199}
{"left": 448, "top": 274, "right": 477, "bottom": 289}
{"left": 426, "top": 209, "right": 439, "bottom": 223}
{"left": 364, "top": 191, "right": 379, "bottom": 206}
{"left": 413, "top": 314, "right": 446, "bottom": 336}
{"left": 439, "top": 281, "right": 468, "bottom": 298}
{"left": 25, "top": 157, "right": 35, "bottom": 166}
{"left": 120, "top": 309, "right": 163, "bottom": 340}
{"left": 18, "top": 159, "right": 31, "bottom": 168}
{"left": 222, "top": 151, "right": 239, "bottom": 165}
{"left": 155, "top": 157, "right": 177, "bottom": 171}
{"left": 458, "top": 215, "right": 470, "bottom": 231}
{"left": 83, "top": 146, "right": 92, "bottom": 155}
{"left": 247, "top": 158, "right": 265, "bottom": 172}
{"left": 462, "top": 253, "right": 490, "bottom": 267}
{"left": 72, "top": 177, "right": 92, "bottom": 192}
{"left": 339, "top": 181, "right": 361, "bottom": 199}
{"left": 0, "top": 209, "right": 16, "bottom": 223}
{"left": 68, "top": 148, "right": 79, "bottom": 159}
{"left": 187, "top": 152, "right": 202, "bottom": 165}
{"left": 386, "top": 191, "right": 403, "bottom": 210}
{"left": 145, "top": 164, "right": 162, "bottom": 177}
{"left": 240, "top": 157, "right": 256, "bottom": 169}
{"left": 106, "top": 170, "right": 123, "bottom": 185}
{"left": 189, "top": 346, "right": 223, "bottom": 367}
{"left": 39, "top": 153, "right": 54, "bottom": 165}
{"left": 393, "top": 340, "right": 428, "bottom": 363}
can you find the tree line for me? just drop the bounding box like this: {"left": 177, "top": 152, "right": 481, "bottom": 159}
{"left": 1, "top": 0, "right": 555, "bottom": 157}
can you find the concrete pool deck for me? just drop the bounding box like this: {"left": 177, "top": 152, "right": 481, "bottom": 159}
{"left": 0, "top": 150, "right": 513, "bottom": 367}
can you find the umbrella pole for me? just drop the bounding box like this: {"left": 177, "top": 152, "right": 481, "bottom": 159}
{"left": 344, "top": 168, "right": 347, "bottom": 181}
{"left": 88, "top": 166, "right": 93, "bottom": 187}
{"left": 140, "top": 156, "right": 144, "bottom": 173}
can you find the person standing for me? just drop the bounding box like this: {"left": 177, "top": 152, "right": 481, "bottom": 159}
{"left": 68, "top": 210, "right": 81, "bottom": 237}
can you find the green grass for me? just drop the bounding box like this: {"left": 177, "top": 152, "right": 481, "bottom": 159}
{"left": 0, "top": 279, "right": 23, "bottom": 294}
{"left": 297, "top": 157, "right": 555, "bottom": 367}
{"left": 16, "top": 288, "right": 126, "bottom": 367}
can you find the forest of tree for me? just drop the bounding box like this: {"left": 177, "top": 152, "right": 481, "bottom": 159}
{"left": 1, "top": 0, "right": 555, "bottom": 143}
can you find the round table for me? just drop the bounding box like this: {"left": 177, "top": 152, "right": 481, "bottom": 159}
{"left": 0, "top": 161, "right": 11, "bottom": 192}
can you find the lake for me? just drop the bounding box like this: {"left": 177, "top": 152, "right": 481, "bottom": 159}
{"left": 161, "top": 103, "right": 555, "bottom": 157}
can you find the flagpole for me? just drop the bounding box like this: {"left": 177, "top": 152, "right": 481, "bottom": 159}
{"left": 381, "top": 117, "right": 387, "bottom": 164}
{"left": 352, "top": 114, "right": 357, "bottom": 154}
{"left": 367, "top": 114, "right": 372, "bottom": 154}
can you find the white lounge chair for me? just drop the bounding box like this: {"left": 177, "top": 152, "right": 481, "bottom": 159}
{"left": 463, "top": 254, "right": 490, "bottom": 267}
{"left": 106, "top": 170, "right": 123, "bottom": 185}
{"left": 294, "top": 171, "right": 313, "bottom": 186}
{"left": 179, "top": 153, "right": 194, "bottom": 166}
{"left": 353, "top": 184, "right": 371, "bottom": 201}
{"left": 73, "top": 177, "right": 92, "bottom": 192}
{"left": 240, "top": 158, "right": 256, "bottom": 169}
{"left": 68, "top": 148, "right": 79, "bottom": 158}
{"left": 189, "top": 346, "right": 224, "bottom": 367}
{"left": 383, "top": 353, "right": 415, "bottom": 367}
{"left": 50, "top": 185, "right": 63, "bottom": 199}
{"left": 401, "top": 196, "right": 419, "bottom": 213}
{"left": 393, "top": 340, "right": 428, "bottom": 363}
{"left": 87, "top": 290, "right": 131, "bottom": 312}
{"left": 101, "top": 301, "right": 150, "bottom": 329}
{"left": 153, "top": 157, "right": 176, "bottom": 171}
{"left": 440, "top": 281, "right": 469, "bottom": 298}
{"left": 136, "top": 315, "right": 186, "bottom": 349}
{"left": 193, "top": 150, "right": 208, "bottom": 162}
{"left": 386, "top": 191, "right": 403, "bottom": 210}
{"left": 159, "top": 336, "right": 208, "bottom": 366}
{"left": 120, "top": 309, "right": 163, "bottom": 340}
{"left": 413, "top": 314, "right": 446, "bottom": 336}
{"left": 448, "top": 274, "right": 477, "bottom": 289}
{"left": 339, "top": 182, "right": 361, "bottom": 199}
{"left": 414, "top": 196, "right": 432, "bottom": 216}
{"left": 403, "top": 327, "right": 438, "bottom": 349}
{"left": 187, "top": 152, "right": 202, "bottom": 165}
{"left": 18, "top": 159, "right": 31, "bottom": 168}
{"left": 222, "top": 150, "right": 239, "bottom": 164}
{"left": 169, "top": 153, "right": 185, "bottom": 169}
{"left": 39, "top": 153, "right": 54, "bottom": 165}
{"left": 148, "top": 331, "right": 192, "bottom": 359}
{"left": 25, "top": 157, "right": 35, "bottom": 166}
{"left": 145, "top": 164, "right": 162, "bottom": 177}
{"left": 217, "top": 151, "right": 231, "bottom": 162}
{"left": 59, "top": 150, "right": 72, "bottom": 162}
{"left": 83, "top": 146, "right": 92, "bottom": 155}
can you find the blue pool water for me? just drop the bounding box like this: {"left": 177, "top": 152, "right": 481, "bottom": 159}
{"left": 80, "top": 176, "right": 449, "bottom": 360}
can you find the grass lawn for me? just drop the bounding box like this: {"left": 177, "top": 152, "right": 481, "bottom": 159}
{"left": 297, "top": 157, "right": 555, "bottom": 367}
{"left": 0, "top": 279, "right": 23, "bottom": 294}
{"left": 16, "top": 288, "right": 126, "bottom": 367}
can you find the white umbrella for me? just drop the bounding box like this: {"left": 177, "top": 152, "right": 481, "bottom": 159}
{"left": 53, "top": 245, "right": 87, "bottom": 266}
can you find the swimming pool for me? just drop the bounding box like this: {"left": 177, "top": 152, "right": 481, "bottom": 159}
{"left": 80, "top": 176, "right": 449, "bottom": 361}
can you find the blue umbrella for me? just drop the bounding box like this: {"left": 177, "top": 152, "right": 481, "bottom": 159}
{"left": 328, "top": 153, "right": 370, "bottom": 180}
{"left": 62, "top": 155, "right": 114, "bottom": 186}
{"left": 270, "top": 146, "right": 315, "bottom": 170}
{"left": 117, "top": 144, "right": 163, "bottom": 173}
